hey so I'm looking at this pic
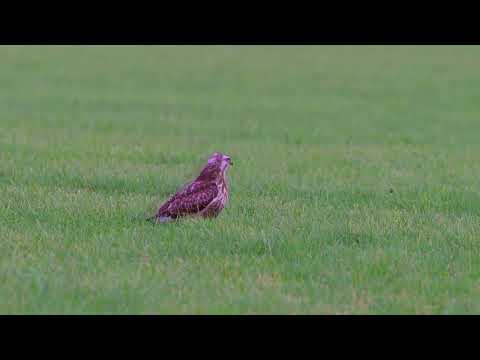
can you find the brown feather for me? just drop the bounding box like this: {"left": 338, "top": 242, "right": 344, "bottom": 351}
{"left": 150, "top": 152, "right": 232, "bottom": 223}
{"left": 156, "top": 182, "right": 218, "bottom": 219}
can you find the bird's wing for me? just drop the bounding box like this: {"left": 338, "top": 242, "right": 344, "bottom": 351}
{"left": 156, "top": 181, "right": 218, "bottom": 218}
{"left": 154, "top": 181, "right": 196, "bottom": 215}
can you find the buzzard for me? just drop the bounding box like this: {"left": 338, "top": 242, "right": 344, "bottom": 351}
{"left": 148, "top": 152, "right": 233, "bottom": 223}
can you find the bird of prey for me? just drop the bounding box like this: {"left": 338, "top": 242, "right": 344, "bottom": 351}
{"left": 148, "top": 152, "right": 233, "bottom": 223}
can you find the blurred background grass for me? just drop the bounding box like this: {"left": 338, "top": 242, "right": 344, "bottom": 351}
{"left": 1, "top": 46, "right": 480, "bottom": 313}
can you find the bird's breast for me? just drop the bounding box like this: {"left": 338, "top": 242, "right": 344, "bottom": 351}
{"left": 219, "top": 179, "right": 228, "bottom": 204}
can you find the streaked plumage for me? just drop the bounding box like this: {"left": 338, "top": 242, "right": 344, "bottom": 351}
{"left": 148, "top": 152, "right": 233, "bottom": 223}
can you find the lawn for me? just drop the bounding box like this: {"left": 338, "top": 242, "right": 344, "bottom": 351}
{"left": 1, "top": 45, "right": 480, "bottom": 314}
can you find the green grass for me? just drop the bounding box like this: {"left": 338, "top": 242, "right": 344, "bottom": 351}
{"left": 1, "top": 45, "right": 480, "bottom": 314}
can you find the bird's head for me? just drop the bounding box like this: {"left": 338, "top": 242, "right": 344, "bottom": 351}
{"left": 207, "top": 152, "right": 233, "bottom": 172}
{"left": 196, "top": 152, "right": 233, "bottom": 182}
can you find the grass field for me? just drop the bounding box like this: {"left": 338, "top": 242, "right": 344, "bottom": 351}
{"left": 1, "top": 45, "right": 480, "bottom": 314}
